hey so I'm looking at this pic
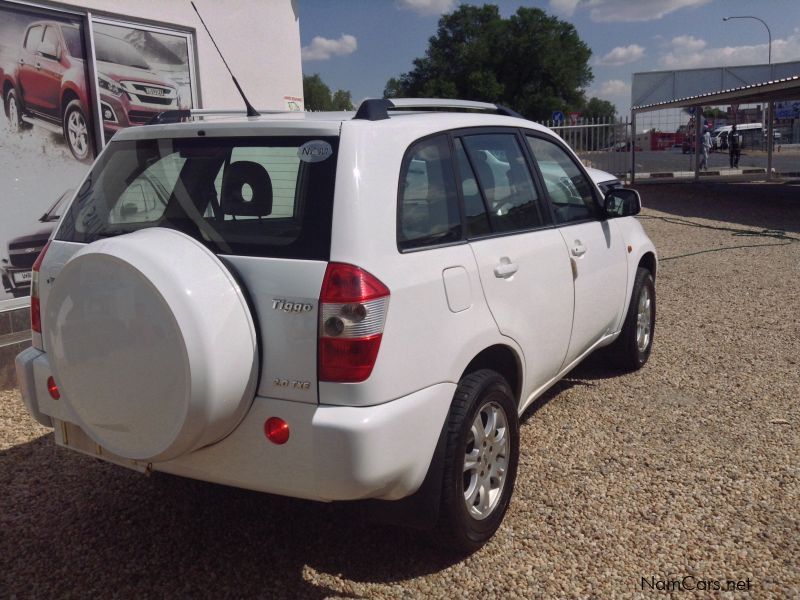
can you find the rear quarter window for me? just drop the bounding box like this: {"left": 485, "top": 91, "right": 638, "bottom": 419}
{"left": 397, "top": 135, "right": 462, "bottom": 251}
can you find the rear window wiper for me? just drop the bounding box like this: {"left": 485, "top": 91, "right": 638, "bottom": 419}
{"left": 95, "top": 229, "right": 135, "bottom": 238}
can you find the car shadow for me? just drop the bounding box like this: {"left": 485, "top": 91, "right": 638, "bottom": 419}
{"left": 3, "top": 354, "right": 630, "bottom": 596}
{"left": 520, "top": 351, "right": 622, "bottom": 424}
{"left": 635, "top": 181, "right": 800, "bottom": 234}
{"left": 0, "top": 432, "right": 462, "bottom": 597}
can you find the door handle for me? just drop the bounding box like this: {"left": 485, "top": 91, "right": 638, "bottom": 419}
{"left": 493, "top": 258, "right": 518, "bottom": 279}
{"left": 18, "top": 58, "right": 24, "bottom": 64}
{"left": 35, "top": 62, "right": 42, "bottom": 70}
{"left": 571, "top": 240, "right": 587, "bottom": 257}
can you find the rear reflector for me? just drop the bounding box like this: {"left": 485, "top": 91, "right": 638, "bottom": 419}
{"left": 318, "top": 263, "right": 389, "bottom": 383}
{"left": 264, "top": 417, "right": 290, "bottom": 444}
{"left": 47, "top": 376, "right": 60, "bottom": 400}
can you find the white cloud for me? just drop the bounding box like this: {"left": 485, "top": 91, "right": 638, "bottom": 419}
{"left": 548, "top": 0, "right": 581, "bottom": 17}
{"left": 556, "top": 0, "right": 711, "bottom": 23}
{"left": 589, "top": 79, "right": 632, "bottom": 114}
{"left": 596, "top": 44, "right": 646, "bottom": 66}
{"left": 659, "top": 32, "right": 800, "bottom": 68}
{"left": 597, "top": 79, "right": 631, "bottom": 98}
{"left": 301, "top": 34, "right": 358, "bottom": 61}
{"left": 395, "top": 0, "right": 456, "bottom": 16}
{"left": 668, "top": 34, "right": 706, "bottom": 53}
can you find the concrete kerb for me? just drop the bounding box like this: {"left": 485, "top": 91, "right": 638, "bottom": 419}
{"left": 629, "top": 168, "right": 800, "bottom": 184}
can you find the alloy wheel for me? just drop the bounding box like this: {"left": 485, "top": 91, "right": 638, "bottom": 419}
{"left": 67, "top": 110, "right": 89, "bottom": 160}
{"left": 463, "top": 400, "right": 510, "bottom": 520}
{"left": 636, "top": 285, "right": 652, "bottom": 353}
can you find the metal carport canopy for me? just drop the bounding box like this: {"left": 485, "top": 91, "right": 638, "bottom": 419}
{"left": 632, "top": 75, "right": 800, "bottom": 112}
{"left": 630, "top": 75, "right": 800, "bottom": 182}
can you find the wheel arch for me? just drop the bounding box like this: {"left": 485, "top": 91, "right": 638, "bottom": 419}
{"left": 60, "top": 87, "right": 80, "bottom": 118}
{"left": 3, "top": 78, "right": 16, "bottom": 117}
{"left": 638, "top": 251, "right": 657, "bottom": 279}
{"left": 459, "top": 344, "right": 523, "bottom": 408}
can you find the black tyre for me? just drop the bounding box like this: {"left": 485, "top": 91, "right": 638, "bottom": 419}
{"left": 62, "top": 99, "right": 93, "bottom": 163}
{"left": 5, "top": 88, "right": 30, "bottom": 132}
{"left": 436, "top": 369, "right": 519, "bottom": 553}
{"left": 609, "top": 267, "right": 655, "bottom": 370}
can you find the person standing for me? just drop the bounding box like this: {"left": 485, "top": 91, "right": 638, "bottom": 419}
{"left": 729, "top": 124, "right": 741, "bottom": 168}
{"left": 700, "top": 128, "right": 712, "bottom": 171}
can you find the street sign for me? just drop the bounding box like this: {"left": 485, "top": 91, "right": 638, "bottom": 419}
{"left": 569, "top": 111, "right": 581, "bottom": 124}
{"left": 551, "top": 111, "right": 564, "bottom": 122}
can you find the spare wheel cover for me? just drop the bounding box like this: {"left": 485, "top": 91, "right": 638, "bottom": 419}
{"left": 44, "top": 228, "right": 258, "bottom": 462}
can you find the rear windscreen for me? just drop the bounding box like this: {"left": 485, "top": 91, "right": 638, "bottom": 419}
{"left": 57, "top": 136, "right": 339, "bottom": 260}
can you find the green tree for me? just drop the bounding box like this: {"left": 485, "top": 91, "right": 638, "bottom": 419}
{"left": 383, "top": 77, "right": 404, "bottom": 99}
{"left": 331, "top": 89, "right": 354, "bottom": 111}
{"left": 581, "top": 97, "right": 616, "bottom": 120}
{"left": 384, "top": 4, "right": 593, "bottom": 121}
{"left": 303, "top": 74, "right": 355, "bottom": 111}
{"left": 703, "top": 107, "right": 726, "bottom": 120}
{"left": 303, "top": 74, "right": 333, "bottom": 111}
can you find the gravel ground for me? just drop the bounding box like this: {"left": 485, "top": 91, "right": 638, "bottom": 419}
{"left": 1, "top": 182, "right": 798, "bottom": 599}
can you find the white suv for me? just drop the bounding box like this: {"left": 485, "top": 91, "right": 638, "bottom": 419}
{"left": 16, "top": 98, "right": 656, "bottom": 552}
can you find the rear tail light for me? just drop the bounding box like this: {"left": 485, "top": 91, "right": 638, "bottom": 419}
{"left": 30, "top": 241, "right": 51, "bottom": 338}
{"left": 318, "top": 263, "right": 389, "bottom": 383}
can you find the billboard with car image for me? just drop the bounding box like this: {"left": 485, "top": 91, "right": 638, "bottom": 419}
{"left": 0, "top": 1, "right": 196, "bottom": 301}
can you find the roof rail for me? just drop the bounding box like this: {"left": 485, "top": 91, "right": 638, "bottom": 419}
{"left": 352, "top": 98, "right": 525, "bottom": 121}
{"left": 147, "top": 108, "right": 288, "bottom": 125}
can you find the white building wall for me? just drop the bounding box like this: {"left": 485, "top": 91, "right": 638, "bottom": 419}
{"left": 60, "top": 0, "right": 303, "bottom": 109}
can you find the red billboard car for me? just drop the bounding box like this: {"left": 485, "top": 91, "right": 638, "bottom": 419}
{"left": 2, "top": 21, "right": 183, "bottom": 162}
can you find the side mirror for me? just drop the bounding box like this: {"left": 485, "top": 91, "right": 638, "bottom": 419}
{"left": 604, "top": 188, "right": 641, "bottom": 218}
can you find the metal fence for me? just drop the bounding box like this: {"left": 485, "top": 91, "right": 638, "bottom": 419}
{"left": 542, "top": 109, "right": 800, "bottom": 181}
{"left": 542, "top": 117, "right": 632, "bottom": 179}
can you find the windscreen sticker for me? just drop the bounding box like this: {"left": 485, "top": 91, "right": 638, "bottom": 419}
{"left": 298, "top": 140, "right": 333, "bottom": 163}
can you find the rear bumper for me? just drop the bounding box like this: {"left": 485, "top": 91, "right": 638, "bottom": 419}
{"left": 15, "top": 347, "right": 53, "bottom": 427}
{"left": 15, "top": 348, "right": 454, "bottom": 502}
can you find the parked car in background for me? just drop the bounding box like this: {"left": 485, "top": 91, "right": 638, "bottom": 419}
{"left": 585, "top": 167, "right": 623, "bottom": 195}
{"left": 710, "top": 123, "right": 778, "bottom": 151}
{"left": 2, "top": 20, "right": 182, "bottom": 162}
{"left": 1, "top": 189, "right": 71, "bottom": 298}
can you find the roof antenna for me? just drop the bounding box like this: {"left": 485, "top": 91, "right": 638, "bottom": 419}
{"left": 191, "top": 1, "right": 260, "bottom": 117}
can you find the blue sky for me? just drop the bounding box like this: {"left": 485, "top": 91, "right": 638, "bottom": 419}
{"left": 297, "top": 0, "right": 800, "bottom": 115}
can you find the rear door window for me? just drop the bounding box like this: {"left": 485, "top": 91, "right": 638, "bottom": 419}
{"left": 460, "top": 133, "right": 545, "bottom": 234}
{"left": 57, "top": 136, "right": 338, "bottom": 260}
